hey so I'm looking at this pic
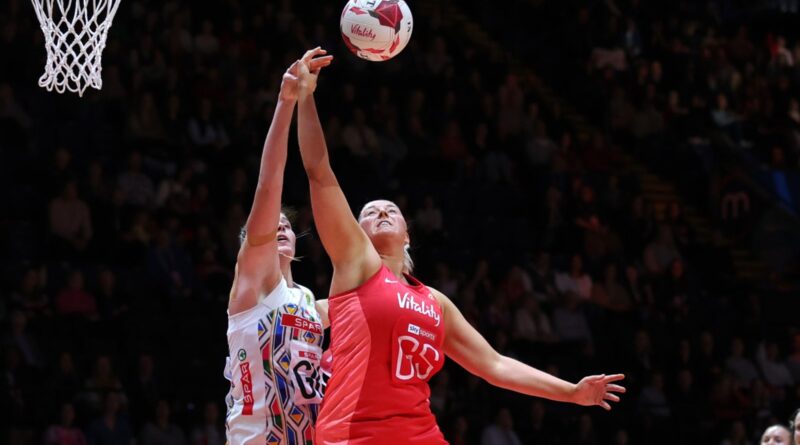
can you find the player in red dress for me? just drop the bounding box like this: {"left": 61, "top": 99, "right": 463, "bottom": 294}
{"left": 295, "top": 48, "right": 626, "bottom": 445}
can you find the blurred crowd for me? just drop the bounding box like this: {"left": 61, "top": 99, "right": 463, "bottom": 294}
{"left": 493, "top": 0, "right": 800, "bottom": 279}
{"left": 1, "top": 0, "right": 799, "bottom": 444}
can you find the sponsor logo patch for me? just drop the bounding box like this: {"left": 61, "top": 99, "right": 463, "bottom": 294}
{"left": 350, "top": 24, "right": 377, "bottom": 41}
{"left": 280, "top": 314, "right": 322, "bottom": 334}
{"left": 298, "top": 350, "right": 319, "bottom": 361}
{"left": 240, "top": 362, "right": 254, "bottom": 415}
{"left": 407, "top": 323, "right": 436, "bottom": 341}
{"left": 397, "top": 292, "right": 441, "bottom": 326}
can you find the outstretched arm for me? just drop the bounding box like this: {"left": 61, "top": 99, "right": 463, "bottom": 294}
{"left": 228, "top": 63, "right": 300, "bottom": 315}
{"left": 296, "top": 48, "right": 382, "bottom": 294}
{"left": 432, "top": 288, "right": 626, "bottom": 410}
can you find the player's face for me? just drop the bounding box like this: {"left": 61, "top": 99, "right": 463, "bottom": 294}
{"left": 277, "top": 213, "right": 296, "bottom": 259}
{"left": 761, "top": 426, "right": 790, "bottom": 445}
{"left": 358, "top": 200, "right": 408, "bottom": 245}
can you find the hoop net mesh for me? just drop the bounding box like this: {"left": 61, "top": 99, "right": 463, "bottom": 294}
{"left": 31, "top": 0, "right": 121, "bottom": 96}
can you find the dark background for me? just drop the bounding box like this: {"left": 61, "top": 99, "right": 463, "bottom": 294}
{"left": 1, "top": 0, "right": 799, "bottom": 444}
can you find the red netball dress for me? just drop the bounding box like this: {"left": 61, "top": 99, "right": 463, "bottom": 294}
{"left": 316, "top": 265, "right": 448, "bottom": 445}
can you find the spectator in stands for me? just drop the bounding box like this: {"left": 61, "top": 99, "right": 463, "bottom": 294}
{"left": 480, "top": 408, "right": 522, "bottom": 445}
{"left": 44, "top": 403, "right": 86, "bottom": 445}
{"left": 94, "top": 268, "right": 128, "bottom": 322}
{"left": 55, "top": 270, "right": 97, "bottom": 319}
{"left": 725, "top": 338, "right": 759, "bottom": 387}
{"left": 552, "top": 292, "right": 592, "bottom": 345}
{"left": 591, "top": 263, "right": 632, "bottom": 311}
{"left": 140, "top": 400, "right": 186, "bottom": 445}
{"left": 518, "top": 400, "right": 556, "bottom": 444}
{"left": 709, "top": 373, "right": 751, "bottom": 421}
{"left": 10, "top": 266, "right": 50, "bottom": 321}
{"left": 757, "top": 342, "right": 795, "bottom": 389}
{"left": 525, "top": 121, "right": 559, "bottom": 169}
{"left": 145, "top": 228, "right": 194, "bottom": 299}
{"left": 555, "top": 254, "right": 593, "bottom": 301}
{"left": 638, "top": 371, "right": 670, "bottom": 419}
{"left": 643, "top": 224, "right": 681, "bottom": 276}
{"left": 129, "top": 353, "right": 160, "bottom": 431}
{"left": 187, "top": 99, "right": 229, "bottom": 150}
{"left": 118, "top": 151, "right": 155, "bottom": 208}
{"left": 720, "top": 420, "right": 748, "bottom": 445}
{"left": 342, "top": 107, "right": 380, "bottom": 158}
{"left": 0, "top": 82, "right": 32, "bottom": 130}
{"left": 571, "top": 413, "right": 599, "bottom": 445}
{"left": 155, "top": 164, "right": 193, "bottom": 210}
{"left": 80, "top": 355, "right": 126, "bottom": 413}
{"left": 189, "top": 402, "right": 223, "bottom": 445}
{"left": 49, "top": 351, "right": 81, "bottom": 408}
{"left": 439, "top": 120, "right": 468, "bottom": 161}
{"left": 6, "top": 310, "right": 43, "bottom": 369}
{"left": 194, "top": 20, "right": 219, "bottom": 57}
{"left": 513, "top": 293, "right": 555, "bottom": 344}
{"left": 128, "top": 92, "right": 165, "bottom": 142}
{"left": 448, "top": 416, "right": 471, "bottom": 445}
{"left": 529, "top": 252, "right": 557, "bottom": 303}
{"left": 432, "top": 262, "right": 459, "bottom": 297}
{"left": 49, "top": 181, "right": 93, "bottom": 255}
{"left": 415, "top": 195, "right": 444, "bottom": 235}
{"left": 711, "top": 94, "right": 743, "bottom": 143}
{"left": 670, "top": 368, "right": 701, "bottom": 441}
{"left": 87, "top": 392, "right": 132, "bottom": 445}
{"left": 751, "top": 380, "right": 774, "bottom": 427}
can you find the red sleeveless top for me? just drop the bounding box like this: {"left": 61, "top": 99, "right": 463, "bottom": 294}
{"left": 316, "top": 265, "right": 448, "bottom": 445}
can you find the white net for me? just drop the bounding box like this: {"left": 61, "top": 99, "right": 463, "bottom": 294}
{"left": 31, "top": 0, "right": 122, "bottom": 96}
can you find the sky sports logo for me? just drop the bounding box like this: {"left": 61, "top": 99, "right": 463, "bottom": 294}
{"left": 407, "top": 323, "right": 436, "bottom": 341}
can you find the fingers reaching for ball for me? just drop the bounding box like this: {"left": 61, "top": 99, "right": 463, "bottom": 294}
{"left": 296, "top": 47, "right": 334, "bottom": 99}
{"left": 301, "top": 47, "right": 334, "bottom": 74}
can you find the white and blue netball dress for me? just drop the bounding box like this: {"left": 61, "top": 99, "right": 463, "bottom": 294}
{"left": 225, "top": 278, "right": 326, "bottom": 445}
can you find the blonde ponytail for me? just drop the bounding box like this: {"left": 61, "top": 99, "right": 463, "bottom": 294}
{"left": 403, "top": 243, "right": 414, "bottom": 274}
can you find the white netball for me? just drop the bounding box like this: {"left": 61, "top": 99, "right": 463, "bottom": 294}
{"left": 340, "top": 0, "right": 413, "bottom": 62}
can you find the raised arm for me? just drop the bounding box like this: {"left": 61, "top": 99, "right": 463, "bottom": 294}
{"left": 431, "top": 288, "right": 626, "bottom": 410}
{"left": 296, "top": 48, "right": 382, "bottom": 293}
{"left": 228, "top": 63, "right": 299, "bottom": 315}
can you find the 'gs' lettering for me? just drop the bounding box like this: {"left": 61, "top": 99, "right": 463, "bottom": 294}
{"left": 289, "top": 340, "right": 325, "bottom": 405}
{"left": 292, "top": 361, "right": 319, "bottom": 400}
{"left": 394, "top": 335, "right": 440, "bottom": 381}
{"left": 239, "top": 362, "right": 254, "bottom": 415}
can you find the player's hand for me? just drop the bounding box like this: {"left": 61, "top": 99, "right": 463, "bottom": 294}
{"left": 571, "top": 373, "right": 626, "bottom": 410}
{"left": 297, "top": 47, "right": 334, "bottom": 99}
{"left": 279, "top": 60, "right": 301, "bottom": 102}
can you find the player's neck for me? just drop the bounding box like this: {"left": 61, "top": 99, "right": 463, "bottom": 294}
{"left": 280, "top": 261, "right": 294, "bottom": 287}
{"left": 380, "top": 255, "right": 406, "bottom": 282}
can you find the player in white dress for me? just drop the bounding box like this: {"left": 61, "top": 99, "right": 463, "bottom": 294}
{"left": 224, "top": 51, "right": 333, "bottom": 445}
